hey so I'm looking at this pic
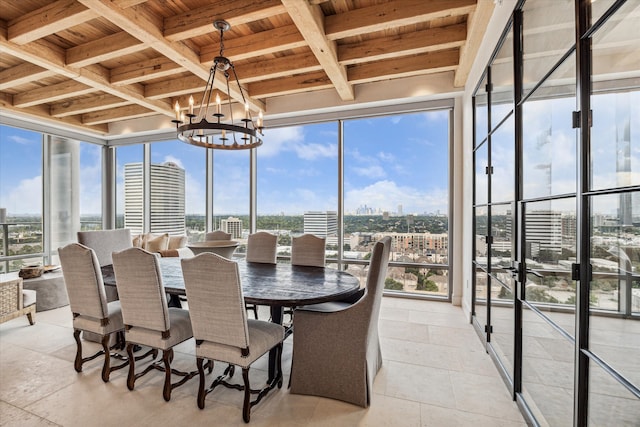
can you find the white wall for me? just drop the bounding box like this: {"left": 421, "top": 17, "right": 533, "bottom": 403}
{"left": 459, "top": 0, "right": 519, "bottom": 319}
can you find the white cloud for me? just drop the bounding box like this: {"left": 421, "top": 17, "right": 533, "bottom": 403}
{"left": 345, "top": 180, "right": 447, "bottom": 214}
{"left": 162, "top": 155, "right": 185, "bottom": 169}
{"left": 259, "top": 126, "right": 336, "bottom": 160}
{"left": 8, "top": 135, "right": 34, "bottom": 145}
{"left": 352, "top": 165, "right": 386, "bottom": 179}
{"left": 5, "top": 175, "right": 42, "bottom": 214}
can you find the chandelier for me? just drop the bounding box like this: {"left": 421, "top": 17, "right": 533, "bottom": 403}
{"left": 173, "top": 20, "right": 263, "bottom": 150}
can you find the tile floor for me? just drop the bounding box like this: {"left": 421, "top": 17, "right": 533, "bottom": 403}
{"left": 0, "top": 298, "right": 526, "bottom": 427}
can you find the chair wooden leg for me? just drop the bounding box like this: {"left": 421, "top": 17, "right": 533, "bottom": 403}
{"left": 26, "top": 307, "right": 35, "bottom": 325}
{"left": 242, "top": 368, "right": 251, "bottom": 423}
{"left": 197, "top": 357, "right": 207, "bottom": 409}
{"left": 276, "top": 343, "right": 283, "bottom": 389}
{"left": 101, "top": 334, "right": 112, "bottom": 382}
{"left": 126, "top": 343, "right": 136, "bottom": 390}
{"left": 73, "top": 329, "right": 83, "bottom": 372}
{"left": 162, "top": 349, "right": 173, "bottom": 401}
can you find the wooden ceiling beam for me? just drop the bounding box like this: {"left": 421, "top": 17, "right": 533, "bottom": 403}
{"left": 282, "top": 0, "right": 354, "bottom": 101}
{"left": 247, "top": 71, "right": 333, "bottom": 98}
{"left": 144, "top": 75, "right": 206, "bottom": 99}
{"left": 8, "top": 0, "right": 98, "bottom": 45}
{"left": 238, "top": 51, "right": 321, "bottom": 83}
{"left": 0, "top": 93, "right": 109, "bottom": 134}
{"left": 455, "top": 0, "right": 493, "bottom": 87}
{"left": 199, "top": 24, "right": 305, "bottom": 63}
{"left": 78, "top": 0, "right": 265, "bottom": 112}
{"left": 66, "top": 32, "right": 145, "bottom": 67}
{"left": 50, "top": 94, "right": 130, "bottom": 117}
{"left": 82, "top": 104, "right": 155, "bottom": 125}
{"left": 338, "top": 23, "right": 466, "bottom": 65}
{"left": 0, "top": 63, "right": 57, "bottom": 91}
{"left": 110, "top": 56, "right": 183, "bottom": 85}
{"left": 348, "top": 48, "right": 460, "bottom": 84}
{"left": 13, "top": 80, "right": 97, "bottom": 108}
{"left": 325, "top": 0, "right": 476, "bottom": 40}
{"left": 163, "top": 0, "right": 285, "bottom": 42}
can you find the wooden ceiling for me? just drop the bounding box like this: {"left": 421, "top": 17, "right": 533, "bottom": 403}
{"left": 0, "top": 0, "right": 492, "bottom": 139}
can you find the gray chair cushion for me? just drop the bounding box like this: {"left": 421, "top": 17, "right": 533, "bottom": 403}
{"left": 196, "top": 319, "right": 284, "bottom": 368}
{"left": 125, "top": 307, "right": 193, "bottom": 350}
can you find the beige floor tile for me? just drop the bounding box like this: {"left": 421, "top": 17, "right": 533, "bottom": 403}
{"left": 0, "top": 346, "right": 80, "bottom": 407}
{"left": 449, "top": 371, "right": 524, "bottom": 422}
{"left": 307, "top": 394, "right": 421, "bottom": 427}
{"left": 379, "top": 319, "right": 430, "bottom": 344}
{"left": 380, "top": 337, "right": 462, "bottom": 371}
{"left": 376, "top": 360, "right": 455, "bottom": 408}
{"left": 0, "top": 401, "right": 60, "bottom": 427}
{"left": 420, "top": 403, "right": 527, "bottom": 427}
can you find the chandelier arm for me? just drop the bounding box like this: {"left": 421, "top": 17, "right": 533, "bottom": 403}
{"left": 224, "top": 73, "right": 237, "bottom": 144}
{"left": 202, "top": 65, "right": 217, "bottom": 121}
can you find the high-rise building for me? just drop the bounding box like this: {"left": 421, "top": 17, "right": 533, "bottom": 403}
{"left": 220, "top": 216, "right": 242, "bottom": 239}
{"left": 303, "top": 211, "right": 337, "bottom": 238}
{"left": 525, "top": 210, "right": 562, "bottom": 255}
{"left": 124, "top": 162, "right": 185, "bottom": 235}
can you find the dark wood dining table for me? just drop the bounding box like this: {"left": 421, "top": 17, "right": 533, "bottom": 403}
{"left": 101, "top": 256, "right": 360, "bottom": 380}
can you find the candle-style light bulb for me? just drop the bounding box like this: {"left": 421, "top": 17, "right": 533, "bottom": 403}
{"left": 188, "top": 95, "right": 194, "bottom": 115}
{"left": 244, "top": 102, "right": 249, "bottom": 119}
{"left": 174, "top": 101, "right": 180, "bottom": 121}
{"left": 258, "top": 111, "right": 263, "bottom": 128}
{"left": 216, "top": 94, "right": 221, "bottom": 115}
{"left": 221, "top": 129, "right": 226, "bottom": 139}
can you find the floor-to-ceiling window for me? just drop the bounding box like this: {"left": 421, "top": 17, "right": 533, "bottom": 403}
{"left": 0, "top": 126, "right": 43, "bottom": 273}
{"left": 343, "top": 111, "right": 451, "bottom": 297}
{"left": 471, "top": 0, "right": 640, "bottom": 425}
{"left": 256, "top": 122, "right": 338, "bottom": 258}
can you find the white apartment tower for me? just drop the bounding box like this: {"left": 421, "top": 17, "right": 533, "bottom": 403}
{"left": 304, "top": 211, "right": 338, "bottom": 238}
{"left": 220, "top": 217, "right": 242, "bottom": 239}
{"left": 124, "top": 162, "right": 185, "bottom": 235}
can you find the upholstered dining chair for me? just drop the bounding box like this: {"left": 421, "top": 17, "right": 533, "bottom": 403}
{"left": 112, "top": 247, "right": 204, "bottom": 401}
{"left": 291, "top": 234, "right": 326, "bottom": 267}
{"left": 246, "top": 232, "right": 277, "bottom": 264}
{"left": 181, "top": 252, "right": 285, "bottom": 423}
{"left": 244, "top": 232, "right": 278, "bottom": 320}
{"left": 77, "top": 229, "right": 133, "bottom": 267}
{"left": 205, "top": 230, "right": 231, "bottom": 241}
{"left": 58, "top": 243, "right": 130, "bottom": 382}
{"left": 289, "top": 236, "right": 391, "bottom": 407}
{"left": 77, "top": 229, "right": 133, "bottom": 304}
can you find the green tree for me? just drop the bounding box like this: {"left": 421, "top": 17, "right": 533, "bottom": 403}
{"left": 384, "top": 278, "right": 403, "bottom": 290}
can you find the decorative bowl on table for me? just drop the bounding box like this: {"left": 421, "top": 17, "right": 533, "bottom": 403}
{"left": 187, "top": 240, "right": 239, "bottom": 259}
{"left": 19, "top": 265, "right": 45, "bottom": 279}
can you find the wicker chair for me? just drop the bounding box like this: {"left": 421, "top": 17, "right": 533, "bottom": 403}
{"left": 182, "top": 252, "right": 285, "bottom": 423}
{"left": 58, "top": 243, "right": 130, "bottom": 382}
{"left": 289, "top": 236, "right": 391, "bottom": 407}
{"left": 112, "top": 247, "right": 205, "bottom": 401}
{"left": 0, "top": 277, "right": 36, "bottom": 326}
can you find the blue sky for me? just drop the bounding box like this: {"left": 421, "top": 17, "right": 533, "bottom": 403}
{"left": 1, "top": 110, "right": 451, "bottom": 216}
